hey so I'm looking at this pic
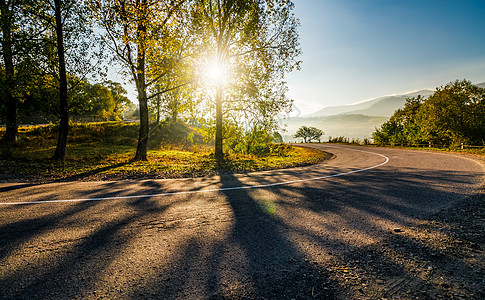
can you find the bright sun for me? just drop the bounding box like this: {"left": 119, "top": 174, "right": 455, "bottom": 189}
{"left": 205, "top": 60, "right": 224, "bottom": 83}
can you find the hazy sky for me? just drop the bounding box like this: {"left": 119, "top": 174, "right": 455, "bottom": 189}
{"left": 287, "top": 0, "right": 485, "bottom": 115}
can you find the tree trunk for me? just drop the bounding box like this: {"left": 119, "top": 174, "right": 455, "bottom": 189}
{"left": 0, "top": 0, "right": 18, "bottom": 144}
{"left": 171, "top": 100, "right": 178, "bottom": 123}
{"left": 156, "top": 93, "right": 161, "bottom": 124}
{"left": 134, "top": 84, "right": 149, "bottom": 161}
{"left": 214, "top": 84, "right": 223, "bottom": 159}
{"left": 52, "top": 0, "right": 69, "bottom": 160}
{"left": 133, "top": 0, "right": 148, "bottom": 161}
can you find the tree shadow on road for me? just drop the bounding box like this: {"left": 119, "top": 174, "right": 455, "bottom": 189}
{"left": 0, "top": 162, "right": 483, "bottom": 299}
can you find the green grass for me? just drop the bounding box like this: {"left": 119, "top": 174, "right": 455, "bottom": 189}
{"left": 0, "top": 122, "right": 329, "bottom": 182}
{"left": 368, "top": 144, "right": 485, "bottom": 156}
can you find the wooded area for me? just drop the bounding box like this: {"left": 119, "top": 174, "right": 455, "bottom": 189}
{"left": 0, "top": 0, "right": 300, "bottom": 160}
{"left": 373, "top": 80, "right": 485, "bottom": 147}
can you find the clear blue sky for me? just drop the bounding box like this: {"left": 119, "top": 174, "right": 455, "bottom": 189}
{"left": 287, "top": 0, "right": 485, "bottom": 115}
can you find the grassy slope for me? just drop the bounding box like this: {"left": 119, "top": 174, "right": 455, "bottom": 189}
{"left": 0, "top": 122, "right": 330, "bottom": 182}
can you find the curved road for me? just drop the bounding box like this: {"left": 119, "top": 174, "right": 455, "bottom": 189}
{"left": 0, "top": 145, "right": 483, "bottom": 299}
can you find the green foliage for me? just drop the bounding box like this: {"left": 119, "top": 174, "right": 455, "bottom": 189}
{"left": 294, "top": 126, "right": 324, "bottom": 143}
{"left": 419, "top": 80, "right": 485, "bottom": 146}
{"left": 373, "top": 80, "right": 485, "bottom": 146}
{"left": 8, "top": 76, "right": 132, "bottom": 124}
{"left": 0, "top": 122, "right": 327, "bottom": 179}
{"left": 3, "top": 0, "right": 301, "bottom": 163}
{"left": 192, "top": 0, "right": 300, "bottom": 157}
{"left": 70, "top": 79, "right": 132, "bottom": 122}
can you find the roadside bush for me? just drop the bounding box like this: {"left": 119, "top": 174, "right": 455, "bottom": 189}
{"left": 328, "top": 136, "right": 349, "bottom": 143}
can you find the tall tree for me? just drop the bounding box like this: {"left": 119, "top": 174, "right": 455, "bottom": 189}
{"left": 192, "top": 0, "right": 300, "bottom": 159}
{"left": 372, "top": 96, "right": 425, "bottom": 145}
{"left": 30, "top": 0, "right": 101, "bottom": 160}
{"left": 90, "top": 0, "right": 188, "bottom": 161}
{"left": 0, "top": 0, "right": 40, "bottom": 144}
{"left": 51, "top": 0, "right": 69, "bottom": 159}
{"left": 419, "top": 80, "right": 485, "bottom": 145}
{"left": 0, "top": 0, "right": 18, "bottom": 144}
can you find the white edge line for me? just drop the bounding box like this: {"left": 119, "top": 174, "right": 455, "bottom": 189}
{"left": 0, "top": 146, "right": 389, "bottom": 206}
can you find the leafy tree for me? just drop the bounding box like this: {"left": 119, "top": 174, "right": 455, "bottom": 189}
{"left": 90, "top": 0, "right": 188, "bottom": 161}
{"left": 148, "top": 48, "right": 196, "bottom": 125}
{"left": 373, "top": 96, "right": 424, "bottom": 145}
{"left": 105, "top": 80, "right": 132, "bottom": 119}
{"left": 150, "top": 85, "right": 194, "bottom": 124}
{"left": 0, "top": 0, "right": 42, "bottom": 144}
{"left": 372, "top": 119, "right": 404, "bottom": 145}
{"left": 27, "top": 0, "right": 102, "bottom": 159}
{"left": 418, "top": 80, "right": 485, "bottom": 146}
{"left": 146, "top": 6, "right": 196, "bottom": 124}
{"left": 0, "top": 0, "right": 19, "bottom": 143}
{"left": 17, "top": 74, "right": 60, "bottom": 124}
{"left": 50, "top": 0, "right": 70, "bottom": 159}
{"left": 294, "top": 126, "right": 323, "bottom": 143}
{"left": 70, "top": 79, "right": 131, "bottom": 121}
{"left": 373, "top": 80, "right": 485, "bottom": 146}
{"left": 192, "top": 0, "right": 300, "bottom": 159}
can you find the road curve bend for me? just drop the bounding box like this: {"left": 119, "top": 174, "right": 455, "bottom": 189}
{"left": 0, "top": 145, "right": 483, "bottom": 299}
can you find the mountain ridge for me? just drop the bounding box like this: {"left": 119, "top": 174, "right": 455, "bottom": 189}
{"left": 307, "top": 82, "right": 485, "bottom": 118}
{"left": 307, "top": 89, "right": 433, "bottom": 118}
{"left": 285, "top": 81, "right": 485, "bottom": 141}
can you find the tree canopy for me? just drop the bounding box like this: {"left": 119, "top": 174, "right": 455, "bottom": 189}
{"left": 373, "top": 80, "right": 485, "bottom": 147}
{"left": 191, "top": 0, "right": 300, "bottom": 158}
{"left": 294, "top": 126, "right": 324, "bottom": 143}
{"left": 1, "top": 0, "right": 301, "bottom": 161}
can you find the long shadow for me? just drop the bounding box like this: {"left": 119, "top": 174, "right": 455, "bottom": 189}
{"left": 261, "top": 166, "right": 484, "bottom": 298}
{"left": 0, "top": 183, "right": 36, "bottom": 193}
{"left": 51, "top": 161, "right": 130, "bottom": 182}
{"left": 0, "top": 201, "right": 99, "bottom": 261}
{"left": 276, "top": 166, "right": 480, "bottom": 227}
{"left": 215, "top": 172, "right": 340, "bottom": 299}
{"left": 0, "top": 153, "right": 482, "bottom": 299}
{"left": 122, "top": 159, "right": 483, "bottom": 298}
{"left": 121, "top": 171, "right": 343, "bottom": 299}
{"left": 0, "top": 195, "right": 169, "bottom": 299}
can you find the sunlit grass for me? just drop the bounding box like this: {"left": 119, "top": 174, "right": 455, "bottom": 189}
{"left": 0, "top": 122, "right": 329, "bottom": 181}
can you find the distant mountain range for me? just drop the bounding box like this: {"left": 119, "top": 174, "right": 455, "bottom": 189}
{"left": 306, "top": 89, "right": 434, "bottom": 118}
{"left": 309, "top": 82, "right": 485, "bottom": 118}
{"left": 284, "top": 82, "right": 485, "bottom": 142}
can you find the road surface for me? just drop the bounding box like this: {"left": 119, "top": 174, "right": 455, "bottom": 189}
{"left": 0, "top": 144, "right": 483, "bottom": 299}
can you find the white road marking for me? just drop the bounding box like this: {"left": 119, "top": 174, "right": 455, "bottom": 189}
{"left": 0, "top": 146, "right": 389, "bottom": 206}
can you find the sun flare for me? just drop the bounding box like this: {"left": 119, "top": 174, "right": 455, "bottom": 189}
{"left": 205, "top": 60, "right": 225, "bottom": 83}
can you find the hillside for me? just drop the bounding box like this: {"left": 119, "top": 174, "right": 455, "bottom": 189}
{"left": 287, "top": 82, "right": 485, "bottom": 141}
{"left": 307, "top": 89, "right": 433, "bottom": 118}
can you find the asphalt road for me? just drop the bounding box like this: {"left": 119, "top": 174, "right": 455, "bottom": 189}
{"left": 0, "top": 144, "right": 483, "bottom": 299}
